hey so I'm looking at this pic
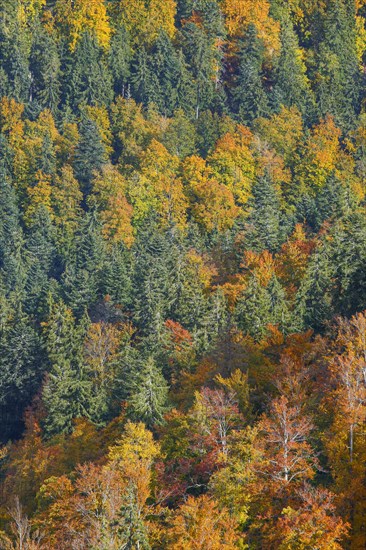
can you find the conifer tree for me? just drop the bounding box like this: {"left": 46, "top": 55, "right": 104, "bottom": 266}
{"left": 62, "top": 212, "right": 105, "bottom": 315}
{"left": 315, "top": 0, "right": 361, "bottom": 129}
{"left": 273, "top": 15, "right": 316, "bottom": 123}
{"left": 42, "top": 302, "right": 93, "bottom": 437}
{"left": 118, "top": 483, "right": 151, "bottom": 550}
{"left": 30, "top": 27, "right": 61, "bottom": 115}
{"left": 295, "top": 246, "right": 335, "bottom": 331}
{"left": 234, "top": 24, "right": 269, "bottom": 124}
{"left": 24, "top": 206, "right": 57, "bottom": 316}
{"left": 109, "top": 26, "right": 132, "bottom": 97}
{"left": 73, "top": 116, "right": 107, "bottom": 194}
{"left": 127, "top": 356, "right": 169, "bottom": 428}
{"left": 0, "top": 165, "right": 27, "bottom": 297}
{"left": 247, "top": 170, "right": 283, "bottom": 253}
{"left": 0, "top": 307, "right": 41, "bottom": 441}
{"left": 70, "top": 31, "right": 113, "bottom": 111}
{"left": 235, "top": 275, "right": 272, "bottom": 341}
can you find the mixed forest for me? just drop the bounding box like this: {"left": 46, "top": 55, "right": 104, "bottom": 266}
{"left": 0, "top": 0, "right": 366, "bottom": 548}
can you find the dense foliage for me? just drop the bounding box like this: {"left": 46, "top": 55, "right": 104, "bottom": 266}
{"left": 0, "top": 0, "right": 366, "bottom": 547}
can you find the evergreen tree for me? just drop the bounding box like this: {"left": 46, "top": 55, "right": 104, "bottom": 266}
{"left": 0, "top": 166, "right": 27, "bottom": 297}
{"left": 295, "top": 246, "right": 335, "bottom": 331}
{"left": 24, "top": 206, "right": 57, "bottom": 317}
{"left": 330, "top": 214, "right": 366, "bottom": 317}
{"left": 0, "top": 306, "right": 42, "bottom": 441}
{"left": 118, "top": 483, "right": 151, "bottom": 550}
{"left": 70, "top": 32, "right": 113, "bottom": 110}
{"left": 62, "top": 212, "right": 105, "bottom": 315}
{"left": 73, "top": 116, "right": 107, "bottom": 194}
{"left": 0, "top": 19, "right": 30, "bottom": 103}
{"left": 315, "top": 0, "right": 361, "bottom": 129}
{"left": 102, "top": 242, "right": 132, "bottom": 310}
{"left": 235, "top": 275, "right": 272, "bottom": 341}
{"left": 29, "top": 26, "right": 61, "bottom": 115}
{"left": 267, "top": 275, "right": 292, "bottom": 333}
{"left": 127, "top": 356, "right": 169, "bottom": 428}
{"left": 145, "top": 31, "right": 182, "bottom": 116}
{"left": 273, "top": 15, "right": 316, "bottom": 123}
{"left": 247, "top": 171, "right": 283, "bottom": 253}
{"left": 42, "top": 302, "right": 93, "bottom": 437}
{"left": 109, "top": 25, "right": 132, "bottom": 97}
{"left": 182, "top": 22, "right": 217, "bottom": 118}
{"left": 233, "top": 24, "right": 269, "bottom": 124}
{"left": 313, "top": 172, "right": 357, "bottom": 230}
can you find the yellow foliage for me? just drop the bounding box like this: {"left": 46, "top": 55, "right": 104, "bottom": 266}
{"left": 129, "top": 140, "right": 187, "bottom": 230}
{"left": 90, "top": 164, "right": 134, "bottom": 247}
{"left": 82, "top": 105, "right": 113, "bottom": 155}
{"left": 52, "top": 165, "right": 82, "bottom": 230}
{"left": 254, "top": 106, "right": 304, "bottom": 165}
{"left": 109, "top": 421, "right": 160, "bottom": 465}
{"left": 17, "top": 0, "right": 46, "bottom": 25}
{"left": 0, "top": 98, "right": 25, "bottom": 147}
{"left": 169, "top": 495, "right": 240, "bottom": 549}
{"left": 208, "top": 126, "right": 255, "bottom": 206}
{"left": 183, "top": 155, "right": 239, "bottom": 231}
{"left": 108, "top": 421, "right": 160, "bottom": 509}
{"left": 25, "top": 171, "right": 53, "bottom": 225}
{"left": 220, "top": 0, "right": 280, "bottom": 53}
{"left": 356, "top": 15, "right": 366, "bottom": 65}
{"left": 117, "top": 0, "right": 176, "bottom": 45}
{"left": 296, "top": 115, "right": 341, "bottom": 192}
{"left": 55, "top": 0, "right": 111, "bottom": 51}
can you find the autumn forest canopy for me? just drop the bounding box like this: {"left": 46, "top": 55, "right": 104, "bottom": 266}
{"left": 0, "top": 0, "right": 366, "bottom": 548}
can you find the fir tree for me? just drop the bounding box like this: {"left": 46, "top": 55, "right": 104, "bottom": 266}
{"left": 117, "top": 483, "right": 151, "bottom": 550}
{"left": 235, "top": 275, "right": 272, "bottom": 341}
{"left": 233, "top": 24, "right": 269, "bottom": 124}
{"left": 70, "top": 31, "right": 113, "bottom": 110}
{"left": 0, "top": 307, "right": 42, "bottom": 441}
{"left": 42, "top": 302, "right": 93, "bottom": 437}
{"left": 29, "top": 26, "right": 61, "bottom": 115}
{"left": 247, "top": 170, "right": 283, "bottom": 253}
{"left": 127, "top": 356, "right": 169, "bottom": 428}
{"left": 273, "top": 15, "right": 316, "bottom": 123}
{"left": 315, "top": 0, "right": 361, "bottom": 129}
{"left": 109, "top": 25, "right": 132, "bottom": 97}
{"left": 73, "top": 116, "right": 107, "bottom": 194}
{"left": 62, "top": 212, "right": 105, "bottom": 315}
{"left": 295, "top": 246, "right": 335, "bottom": 331}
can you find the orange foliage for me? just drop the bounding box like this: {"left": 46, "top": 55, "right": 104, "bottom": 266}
{"left": 183, "top": 155, "right": 239, "bottom": 231}
{"left": 168, "top": 495, "right": 239, "bottom": 549}
{"left": 220, "top": 0, "right": 280, "bottom": 52}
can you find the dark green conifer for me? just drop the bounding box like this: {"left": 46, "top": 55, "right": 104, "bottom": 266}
{"left": 233, "top": 24, "right": 269, "bottom": 124}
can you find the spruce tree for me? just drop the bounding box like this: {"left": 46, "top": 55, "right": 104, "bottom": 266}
{"left": 42, "top": 302, "right": 93, "bottom": 437}
{"left": 29, "top": 27, "right": 61, "bottom": 115}
{"left": 73, "top": 117, "right": 107, "bottom": 194}
{"left": 182, "top": 22, "right": 217, "bottom": 118}
{"left": 247, "top": 171, "right": 283, "bottom": 253}
{"left": 273, "top": 15, "right": 316, "bottom": 123}
{"left": 62, "top": 212, "right": 105, "bottom": 315}
{"left": 127, "top": 356, "right": 169, "bottom": 428}
{"left": 70, "top": 31, "right": 113, "bottom": 110}
{"left": 0, "top": 307, "right": 42, "bottom": 441}
{"left": 295, "top": 246, "right": 335, "bottom": 332}
{"left": 24, "top": 206, "right": 57, "bottom": 317}
{"left": 315, "top": 0, "right": 361, "bottom": 129}
{"left": 0, "top": 166, "right": 27, "bottom": 297}
{"left": 267, "top": 275, "right": 292, "bottom": 333}
{"left": 233, "top": 24, "right": 269, "bottom": 124}
{"left": 109, "top": 25, "right": 132, "bottom": 97}
{"left": 235, "top": 275, "right": 272, "bottom": 341}
{"left": 117, "top": 483, "right": 151, "bottom": 550}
